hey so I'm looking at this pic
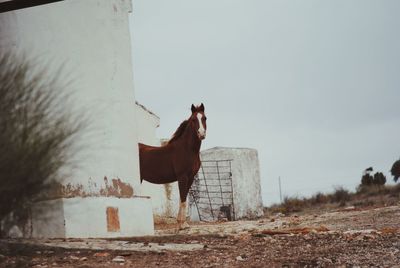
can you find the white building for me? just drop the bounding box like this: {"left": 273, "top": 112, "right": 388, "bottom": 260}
{"left": 0, "top": 0, "right": 154, "bottom": 238}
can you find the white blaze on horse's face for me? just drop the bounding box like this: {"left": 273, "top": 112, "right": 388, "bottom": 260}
{"left": 197, "top": 113, "right": 206, "bottom": 140}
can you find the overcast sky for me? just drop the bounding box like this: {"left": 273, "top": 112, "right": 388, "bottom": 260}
{"left": 131, "top": 0, "right": 400, "bottom": 205}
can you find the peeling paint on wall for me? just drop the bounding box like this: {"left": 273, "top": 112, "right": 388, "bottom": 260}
{"left": 36, "top": 182, "right": 88, "bottom": 200}
{"left": 100, "top": 177, "right": 134, "bottom": 198}
{"left": 39, "top": 176, "right": 134, "bottom": 199}
{"left": 61, "top": 183, "right": 86, "bottom": 197}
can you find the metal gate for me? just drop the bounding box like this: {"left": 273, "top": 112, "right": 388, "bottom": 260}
{"left": 189, "top": 160, "right": 235, "bottom": 221}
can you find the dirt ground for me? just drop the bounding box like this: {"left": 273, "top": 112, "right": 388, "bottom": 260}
{"left": 1, "top": 205, "right": 400, "bottom": 267}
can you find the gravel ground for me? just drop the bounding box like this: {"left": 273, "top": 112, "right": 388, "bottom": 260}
{"left": 1, "top": 205, "right": 400, "bottom": 267}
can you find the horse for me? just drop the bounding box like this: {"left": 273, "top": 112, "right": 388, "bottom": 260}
{"left": 138, "top": 103, "right": 207, "bottom": 229}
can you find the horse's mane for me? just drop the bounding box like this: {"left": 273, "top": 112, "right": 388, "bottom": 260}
{"left": 167, "top": 120, "right": 188, "bottom": 144}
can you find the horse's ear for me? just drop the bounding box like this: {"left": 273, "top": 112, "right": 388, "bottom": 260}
{"left": 199, "top": 103, "right": 205, "bottom": 112}
{"left": 191, "top": 104, "right": 196, "bottom": 113}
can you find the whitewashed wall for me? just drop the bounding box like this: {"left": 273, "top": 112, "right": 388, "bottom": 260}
{"left": 135, "top": 103, "right": 180, "bottom": 221}
{"left": 31, "top": 197, "right": 154, "bottom": 238}
{"left": 195, "top": 147, "right": 264, "bottom": 220}
{"left": 135, "top": 102, "right": 161, "bottom": 146}
{"left": 0, "top": 0, "right": 154, "bottom": 237}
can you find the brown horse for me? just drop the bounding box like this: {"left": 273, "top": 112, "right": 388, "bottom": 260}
{"left": 139, "top": 103, "right": 207, "bottom": 229}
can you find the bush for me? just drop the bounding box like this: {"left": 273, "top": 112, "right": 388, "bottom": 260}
{"left": 310, "top": 192, "right": 330, "bottom": 205}
{"left": 281, "top": 196, "right": 307, "bottom": 213}
{"left": 361, "top": 174, "right": 373, "bottom": 186}
{"left": 388, "top": 184, "right": 400, "bottom": 198}
{"left": 331, "top": 186, "right": 351, "bottom": 205}
{"left": 373, "top": 172, "right": 386, "bottom": 186}
{"left": 357, "top": 184, "right": 382, "bottom": 196}
{"left": 0, "top": 53, "right": 81, "bottom": 236}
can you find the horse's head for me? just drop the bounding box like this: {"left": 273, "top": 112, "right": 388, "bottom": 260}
{"left": 189, "top": 103, "right": 207, "bottom": 140}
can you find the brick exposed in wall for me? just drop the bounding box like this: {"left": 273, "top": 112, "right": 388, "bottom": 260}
{"left": 106, "top": 207, "right": 120, "bottom": 232}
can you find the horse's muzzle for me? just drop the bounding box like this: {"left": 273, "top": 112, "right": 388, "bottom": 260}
{"left": 198, "top": 133, "right": 206, "bottom": 140}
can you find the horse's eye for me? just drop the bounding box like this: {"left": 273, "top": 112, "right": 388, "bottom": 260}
{"left": 204, "top": 117, "right": 207, "bottom": 121}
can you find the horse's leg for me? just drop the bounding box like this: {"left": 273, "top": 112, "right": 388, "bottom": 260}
{"left": 177, "top": 177, "right": 190, "bottom": 229}
{"left": 186, "top": 175, "right": 195, "bottom": 196}
{"left": 182, "top": 175, "right": 196, "bottom": 226}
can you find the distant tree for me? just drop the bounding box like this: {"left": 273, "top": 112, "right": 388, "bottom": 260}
{"left": 361, "top": 167, "right": 374, "bottom": 186}
{"left": 373, "top": 172, "right": 386, "bottom": 186}
{"left": 361, "top": 174, "right": 373, "bottom": 186}
{"left": 391, "top": 160, "right": 400, "bottom": 183}
{"left": 364, "top": 167, "right": 373, "bottom": 173}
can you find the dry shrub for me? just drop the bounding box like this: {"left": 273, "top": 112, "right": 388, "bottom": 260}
{"left": 266, "top": 182, "right": 400, "bottom": 214}
{"left": 0, "top": 53, "right": 82, "bottom": 236}
{"left": 352, "top": 199, "right": 376, "bottom": 208}
{"left": 388, "top": 184, "right": 400, "bottom": 198}
{"left": 281, "top": 196, "right": 307, "bottom": 213}
{"left": 357, "top": 184, "right": 391, "bottom": 196}
{"left": 331, "top": 186, "right": 351, "bottom": 205}
{"left": 310, "top": 192, "right": 330, "bottom": 205}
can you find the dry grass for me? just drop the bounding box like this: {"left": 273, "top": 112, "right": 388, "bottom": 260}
{"left": 266, "top": 184, "right": 400, "bottom": 215}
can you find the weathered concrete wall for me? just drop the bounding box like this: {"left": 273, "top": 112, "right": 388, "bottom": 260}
{"left": 0, "top": 0, "right": 154, "bottom": 237}
{"left": 31, "top": 197, "right": 154, "bottom": 238}
{"left": 197, "top": 147, "right": 264, "bottom": 220}
{"left": 135, "top": 102, "right": 160, "bottom": 146}
{"left": 135, "top": 103, "right": 180, "bottom": 220}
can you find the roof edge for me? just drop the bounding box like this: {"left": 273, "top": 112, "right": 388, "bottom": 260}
{"left": 201, "top": 146, "right": 257, "bottom": 152}
{"left": 135, "top": 101, "right": 160, "bottom": 120}
{"left": 0, "top": 0, "right": 63, "bottom": 13}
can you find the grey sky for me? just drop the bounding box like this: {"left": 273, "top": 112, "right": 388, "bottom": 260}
{"left": 131, "top": 0, "right": 400, "bottom": 205}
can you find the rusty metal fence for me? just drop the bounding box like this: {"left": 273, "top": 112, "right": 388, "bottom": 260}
{"left": 189, "top": 160, "right": 235, "bottom": 221}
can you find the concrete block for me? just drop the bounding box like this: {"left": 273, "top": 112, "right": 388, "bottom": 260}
{"left": 31, "top": 197, "right": 154, "bottom": 238}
